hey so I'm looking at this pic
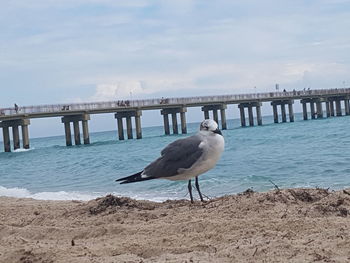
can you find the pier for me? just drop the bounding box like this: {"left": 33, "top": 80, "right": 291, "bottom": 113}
{"left": 1, "top": 88, "right": 350, "bottom": 152}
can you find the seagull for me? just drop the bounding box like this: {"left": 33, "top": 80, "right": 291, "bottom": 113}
{"left": 116, "top": 119, "right": 225, "bottom": 202}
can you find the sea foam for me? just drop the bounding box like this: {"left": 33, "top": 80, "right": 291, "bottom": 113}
{"left": 13, "top": 148, "right": 33, "bottom": 152}
{"left": 0, "top": 185, "right": 102, "bottom": 201}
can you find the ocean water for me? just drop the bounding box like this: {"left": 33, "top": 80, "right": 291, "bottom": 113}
{"left": 1, "top": 113, "right": 350, "bottom": 201}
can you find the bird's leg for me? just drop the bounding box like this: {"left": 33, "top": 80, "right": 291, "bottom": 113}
{"left": 188, "top": 179, "right": 194, "bottom": 203}
{"left": 195, "top": 176, "right": 204, "bottom": 202}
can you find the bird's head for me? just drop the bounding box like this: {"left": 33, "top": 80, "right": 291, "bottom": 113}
{"left": 200, "top": 119, "right": 222, "bottom": 135}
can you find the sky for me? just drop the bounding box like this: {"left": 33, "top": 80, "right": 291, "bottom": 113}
{"left": 1, "top": 0, "right": 350, "bottom": 137}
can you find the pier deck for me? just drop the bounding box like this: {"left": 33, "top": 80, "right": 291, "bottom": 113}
{"left": 1, "top": 88, "right": 350, "bottom": 151}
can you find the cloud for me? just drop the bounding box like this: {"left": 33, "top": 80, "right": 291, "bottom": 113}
{"left": 89, "top": 81, "right": 144, "bottom": 101}
{"left": 78, "top": 60, "right": 350, "bottom": 103}
{"left": 2, "top": 0, "right": 350, "bottom": 108}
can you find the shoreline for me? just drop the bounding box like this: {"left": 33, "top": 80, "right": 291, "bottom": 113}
{"left": 1, "top": 188, "right": 350, "bottom": 262}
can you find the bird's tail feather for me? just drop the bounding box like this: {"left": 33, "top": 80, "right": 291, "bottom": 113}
{"left": 116, "top": 171, "right": 154, "bottom": 184}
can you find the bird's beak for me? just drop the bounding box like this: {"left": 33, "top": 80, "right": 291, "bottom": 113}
{"left": 213, "top": 128, "right": 222, "bottom": 135}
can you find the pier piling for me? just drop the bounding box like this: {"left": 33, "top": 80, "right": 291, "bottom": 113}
{"left": 64, "top": 122, "right": 72, "bottom": 146}
{"left": 161, "top": 107, "right": 187, "bottom": 135}
{"left": 302, "top": 102, "right": 308, "bottom": 120}
{"left": 256, "top": 104, "right": 262, "bottom": 125}
{"left": 61, "top": 114, "right": 90, "bottom": 146}
{"left": 201, "top": 105, "right": 227, "bottom": 130}
{"left": 272, "top": 104, "right": 279, "bottom": 123}
{"left": 344, "top": 98, "right": 350, "bottom": 115}
{"left": 238, "top": 102, "right": 262, "bottom": 127}
{"left": 330, "top": 100, "right": 335, "bottom": 116}
{"left": 82, "top": 120, "right": 90, "bottom": 144}
{"left": 281, "top": 103, "right": 287, "bottom": 122}
{"left": 239, "top": 105, "right": 246, "bottom": 127}
{"left": 248, "top": 105, "right": 254, "bottom": 126}
{"left": 73, "top": 121, "right": 81, "bottom": 145}
{"left": 0, "top": 119, "right": 31, "bottom": 152}
{"left": 180, "top": 110, "right": 187, "bottom": 134}
{"left": 316, "top": 100, "right": 324, "bottom": 118}
{"left": 162, "top": 114, "right": 170, "bottom": 135}
{"left": 326, "top": 101, "right": 331, "bottom": 117}
{"left": 220, "top": 106, "right": 227, "bottom": 129}
{"left": 171, "top": 112, "right": 178, "bottom": 134}
{"left": 288, "top": 102, "right": 294, "bottom": 122}
{"left": 115, "top": 110, "right": 142, "bottom": 140}
{"left": 126, "top": 117, "right": 133, "bottom": 139}
{"left": 2, "top": 127, "right": 11, "bottom": 152}
{"left": 271, "top": 100, "right": 294, "bottom": 124}
{"left": 12, "top": 125, "right": 20, "bottom": 150}
{"left": 335, "top": 100, "right": 342, "bottom": 116}
{"left": 310, "top": 102, "right": 316, "bottom": 119}
{"left": 117, "top": 117, "right": 125, "bottom": 140}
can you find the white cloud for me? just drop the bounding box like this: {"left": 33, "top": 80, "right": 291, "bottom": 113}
{"left": 78, "top": 60, "right": 350, "bottom": 103}
{"left": 90, "top": 81, "right": 144, "bottom": 101}
{"left": 2, "top": 0, "right": 350, "bottom": 107}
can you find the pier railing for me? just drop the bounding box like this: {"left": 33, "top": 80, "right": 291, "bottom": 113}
{"left": 1, "top": 88, "right": 350, "bottom": 117}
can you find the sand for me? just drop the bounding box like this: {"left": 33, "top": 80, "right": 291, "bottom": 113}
{"left": 1, "top": 188, "right": 350, "bottom": 263}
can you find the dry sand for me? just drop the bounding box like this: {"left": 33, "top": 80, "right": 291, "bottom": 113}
{"left": 1, "top": 188, "right": 350, "bottom": 263}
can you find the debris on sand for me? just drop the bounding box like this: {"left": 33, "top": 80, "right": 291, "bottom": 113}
{"left": 88, "top": 195, "right": 159, "bottom": 215}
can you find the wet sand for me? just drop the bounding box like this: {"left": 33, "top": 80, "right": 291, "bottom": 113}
{"left": 1, "top": 188, "right": 350, "bottom": 263}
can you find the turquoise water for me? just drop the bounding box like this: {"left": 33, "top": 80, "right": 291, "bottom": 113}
{"left": 1, "top": 113, "right": 350, "bottom": 201}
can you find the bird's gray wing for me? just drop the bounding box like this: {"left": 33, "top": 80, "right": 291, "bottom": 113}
{"left": 143, "top": 135, "right": 204, "bottom": 178}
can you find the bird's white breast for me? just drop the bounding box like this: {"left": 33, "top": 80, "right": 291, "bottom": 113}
{"left": 169, "top": 133, "right": 225, "bottom": 181}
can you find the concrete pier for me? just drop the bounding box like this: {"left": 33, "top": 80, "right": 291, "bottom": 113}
{"left": 316, "top": 100, "right": 324, "bottom": 118}
{"left": 335, "top": 99, "right": 342, "bottom": 116}
{"left": 0, "top": 119, "right": 31, "bottom": 152}
{"left": 135, "top": 112, "right": 142, "bottom": 139}
{"left": 161, "top": 107, "right": 187, "bottom": 135}
{"left": 256, "top": 105, "right": 262, "bottom": 125}
{"left": 126, "top": 117, "right": 133, "bottom": 139}
{"left": 272, "top": 104, "right": 279, "bottom": 123}
{"left": 310, "top": 102, "right": 316, "bottom": 119}
{"left": 82, "top": 119, "right": 90, "bottom": 144}
{"left": 73, "top": 121, "right": 81, "bottom": 145}
{"left": 345, "top": 98, "right": 350, "bottom": 115}
{"left": 171, "top": 112, "right": 179, "bottom": 134}
{"left": 61, "top": 114, "right": 90, "bottom": 146}
{"left": 12, "top": 125, "right": 20, "bottom": 150}
{"left": 2, "top": 127, "right": 10, "bottom": 152}
{"left": 162, "top": 114, "right": 170, "bottom": 135}
{"left": 330, "top": 100, "right": 335, "bottom": 116}
{"left": 326, "top": 101, "right": 331, "bottom": 117}
{"left": 201, "top": 104, "right": 227, "bottom": 129}
{"left": 271, "top": 100, "right": 294, "bottom": 123}
{"left": 302, "top": 101, "right": 308, "bottom": 120}
{"left": 117, "top": 117, "right": 124, "bottom": 140}
{"left": 301, "top": 98, "right": 336, "bottom": 120}
{"left": 180, "top": 111, "right": 187, "bottom": 134}
{"left": 203, "top": 110, "right": 210, "bottom": 120}
{"left": 248, "top": 105, "right": 254, "bottom": 126}
{"left": 115, "top": 110, "right": 142, "bottom": 140}
{"left": 301, "top": 99, "right": 326, "bottom": 120}
{"left": 281, "top": 103, "right": 287, "bottom": 122}
{"left": 64, "top": 122, "right": 72, "bottom": 146}
{"left": 3, "top": 89, "right": 350, "bottom": 150}
{"left": 238, "top": 102, "right": 262, "bottom": 127}
{"left": 288, "top": 103, "right": 294, "bottom": 122}
{"left": 239, "top": 104, "right": 246, "bottom": 127}
{"left": 326, "top": 97, "right": 350, "bottom": 117}
{"left": 213, "top": 109, "right": 219, "bottom": 124}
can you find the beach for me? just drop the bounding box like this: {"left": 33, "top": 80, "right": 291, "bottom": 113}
{"left": 0, "top": 188, "right": 350, "bottom": 263}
